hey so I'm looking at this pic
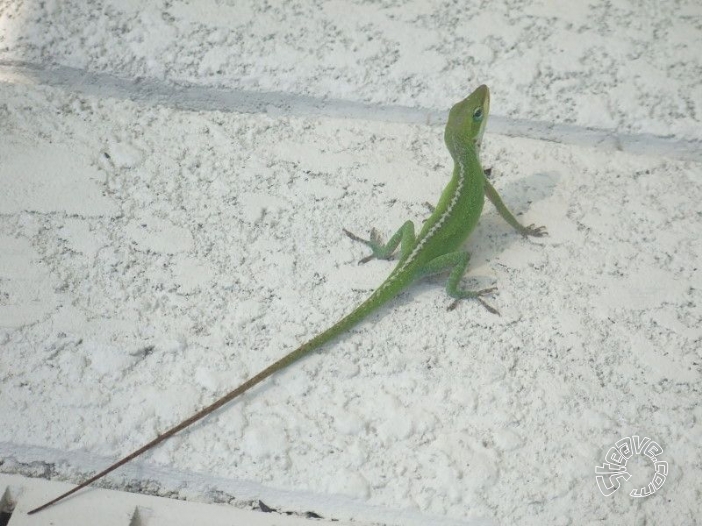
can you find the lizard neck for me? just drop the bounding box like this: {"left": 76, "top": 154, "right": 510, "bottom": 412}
{"left": 400, "top": 135, "right": 484, "bottom": 266}
{"left": 447, "top": 130, "right": 480, "bottom": 164}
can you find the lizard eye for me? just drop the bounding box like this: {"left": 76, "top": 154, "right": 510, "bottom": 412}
{"left": 472, "top": 107, "right": 483, "bottom": 122}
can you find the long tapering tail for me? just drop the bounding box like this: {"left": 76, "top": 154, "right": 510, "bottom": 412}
{"left": 28, "top": 278, "right": 404, "bottom": 514}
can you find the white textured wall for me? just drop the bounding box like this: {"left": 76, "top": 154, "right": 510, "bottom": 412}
{"left": 0, "top": 1, "right": 700, "bottom": 525}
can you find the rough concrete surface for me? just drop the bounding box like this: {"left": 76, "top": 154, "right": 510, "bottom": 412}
{"left": 0, "top": 1, "right": 700, "bottom": 525}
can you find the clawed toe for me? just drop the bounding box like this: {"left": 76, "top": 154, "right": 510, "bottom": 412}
{"left": 522, "top": 224, "right": 547, "bottom": 238}
{"left": 447, "top": 287, "right": 499, "bottom": 314}
{"left": 478, "top": 298, "right": 500, "bottom": 315}
{"left": 343, "top": 228, "right": 363, "bottom": 242}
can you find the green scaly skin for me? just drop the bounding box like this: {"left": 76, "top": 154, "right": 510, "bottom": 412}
{"left": 28, "top": 85, "right": 545, "bottom": 515}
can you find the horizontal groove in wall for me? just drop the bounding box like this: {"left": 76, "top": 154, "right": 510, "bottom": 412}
{"left": 1, "top": 61, "right": 699, "bottom": 162}
{"left": 0, "top": 474, "right": 361, "bottom": 526}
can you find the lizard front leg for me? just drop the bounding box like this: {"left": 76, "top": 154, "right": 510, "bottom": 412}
{"left": 483, "top": 176, "right": 546, "bottom": 237}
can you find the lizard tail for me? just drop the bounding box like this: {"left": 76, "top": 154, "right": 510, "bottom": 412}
{"left": 28, "top": 277, "right": 405, "bottom": 515}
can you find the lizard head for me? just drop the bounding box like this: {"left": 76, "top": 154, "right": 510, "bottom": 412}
{"left": 444, "top": 85, "right": 490, "bottom": 153}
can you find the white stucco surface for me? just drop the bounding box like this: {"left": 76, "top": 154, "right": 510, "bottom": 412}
{"left": 1, "top": 1, "right": 700, "bottom": 525}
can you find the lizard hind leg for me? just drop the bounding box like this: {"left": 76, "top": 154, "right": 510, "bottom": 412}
{"left": 417, "top": 251, "right": 499, "bottom": 314}
{"left": 343, "top": 220, "right": 416, "bottom": 264}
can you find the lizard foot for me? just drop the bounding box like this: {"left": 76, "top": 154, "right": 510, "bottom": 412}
{"left": 520, "top": 224, "right": 547, "bottom": 238}
{"left": 343, "top": 228, "right": 389, "bottom": 264}
{"left": 448, "top": 287, "right": 499, "bottom": 315}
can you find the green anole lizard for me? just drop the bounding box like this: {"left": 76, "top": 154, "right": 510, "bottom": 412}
{"left": 29, "top": 84, "right": 545, "bottom": 514}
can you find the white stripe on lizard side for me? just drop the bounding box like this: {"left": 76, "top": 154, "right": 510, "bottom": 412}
{"left": 380, "top": 136, "right": 472, "bottom": 289}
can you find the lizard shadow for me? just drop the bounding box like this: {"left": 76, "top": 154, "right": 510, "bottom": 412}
{"left": 417, "top": 170, "right": 559, "bottom": 292}
{"left": 470, "top": 170, "right": 558, "bottom": 258}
